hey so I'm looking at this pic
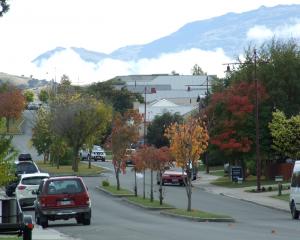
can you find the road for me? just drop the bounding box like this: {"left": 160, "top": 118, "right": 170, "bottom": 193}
{"left": 13, "top": 111, "right": 300, "bottom": 240}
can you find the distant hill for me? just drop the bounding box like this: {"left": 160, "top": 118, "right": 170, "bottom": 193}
{"left": 0, "top": 72, "right": 49, "bottom": 89}
{"left": 32, "top": 4, "right": 300, "bottom": 65}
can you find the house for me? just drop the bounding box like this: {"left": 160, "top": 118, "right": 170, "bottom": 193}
{"left": 112, "top": 74, "right": 215, "bottom": 105}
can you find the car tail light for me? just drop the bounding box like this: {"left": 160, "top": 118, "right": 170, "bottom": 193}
{"left": 40, "top": 196, "right": 47, "bottom": 207}
{"left": 18, "top": 185, "right": 26, "bottom": 190}
{"left": 83, "top": 193, "right": 90, "bottom": 206}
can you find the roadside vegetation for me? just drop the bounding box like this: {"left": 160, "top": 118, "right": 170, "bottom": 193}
{"left": 271, "top": 193, "right": 289, "bottom": 202}
{"left": 36, "top": 161, "right": 104, "bottom": 176}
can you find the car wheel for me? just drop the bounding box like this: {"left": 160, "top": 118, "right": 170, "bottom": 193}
{"left": 40, "top": 213, "right": 48, "bottom": 228}
{"left": 291, "top": 202, "right": 299, "bottom": 219}
{"left": 83, "top": 217, "right": 91, "bottom": 225}
{"left": 35, "top": 211, "right": 40, "bottom": 225}
{"left": 76, "top": 216, "right": 83, "bottom": 224}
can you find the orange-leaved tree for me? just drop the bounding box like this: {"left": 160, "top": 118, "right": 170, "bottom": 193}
{"left": 0, "top": 85, "right": 25, "bottom": 133}
{"left": 165, "top": 117, "right": 209, "bottom": 211}
{"left": 111, "top": 109, "right": 142, "bottom": 190}
{"left": 133, "top": 145, "right": 174, "bottom": 203}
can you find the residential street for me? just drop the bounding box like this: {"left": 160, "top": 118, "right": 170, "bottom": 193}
{"left": 7, "top": 110, "right": 300, "bottom": 240}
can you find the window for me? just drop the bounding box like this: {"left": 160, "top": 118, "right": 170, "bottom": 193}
{"left": 47, "top": 179, "right": 83, "bottom": 194}
{"left": 22, "top": 176, "right": 48, "bottom": 185}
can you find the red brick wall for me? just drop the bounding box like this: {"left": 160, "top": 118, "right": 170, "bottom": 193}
{"left": 266, "top": 163, "right": 293, "bottom": 181}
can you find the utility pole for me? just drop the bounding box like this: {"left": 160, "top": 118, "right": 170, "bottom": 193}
{"left": 224, "top": 48, "right": 265, "bottom": 192}
{"left": 143, "top": 86, "right": 147, "bottom": 199}
{"left": 254, "top": 49, "right": 261, "bottom": 191}
{"left": 205, "top": 75, "right": 210, "bottom": 174}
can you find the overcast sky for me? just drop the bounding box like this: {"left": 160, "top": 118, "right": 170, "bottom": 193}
{"left": 1, "top": 0, "right": 300, "bottom": 84}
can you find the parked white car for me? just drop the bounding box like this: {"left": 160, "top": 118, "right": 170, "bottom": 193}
{"left": 90, "top": 145, "right": 106, "bottom": 161}
{"left": 16, "top": 172, "right": 50, "bottom": 208}
{"left": 290, "top": 160, "right": 300, "bottom": 219}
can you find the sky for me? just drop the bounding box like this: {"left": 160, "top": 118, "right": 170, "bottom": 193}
{"left": 1, "top": 0, "right": 300, "bottom": 84}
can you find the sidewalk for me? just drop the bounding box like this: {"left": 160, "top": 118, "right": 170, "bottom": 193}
{"left": 0, "top": 189, "right": 75, "bottom": 240}
{"left": 193, "top": 172, "right": 290, "bottom": 212}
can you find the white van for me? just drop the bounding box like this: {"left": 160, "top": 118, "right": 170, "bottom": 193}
{"left": 290, "top": 160, "right": 300, "bottom": 219}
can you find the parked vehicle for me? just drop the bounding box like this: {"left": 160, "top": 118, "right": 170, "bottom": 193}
{"left": 34, "top": 176, "right": 91, "bottom": 228}
{"left": 125, "top": 148, "right": 136, "bottom": 166}
{"left": 90, "top": 146, "right": 106, "bottom": 161}
{"left": 157, "top": 169, "right": 187, "bottom": 186}
{"left": 16, "top": 173, "right": 50, "bottom": 208}
{"left": 290, "top": 160, "right": 300, "bottom": 219}
{"left": 18, "top": 154, "right": 32, "bottom": 162}
{"left": 79, "top": 149, "right": 90, "bottom": 161}
{"left": 26, "top": 102, "right": 40, "bottom": 110}
{"left": 0, "top": 197, "right": 33, "bottom": 240}
{"left": 6, "top": 161, "right": 40, "bottom": 197}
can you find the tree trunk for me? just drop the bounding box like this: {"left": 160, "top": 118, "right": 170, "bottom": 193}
{"left": 187, "top": 175, "right": 192, "bottom": 211}
{"left": 205, "top": 152, "right": 209, "bottom": 174}
{"left": 150, "top": 169, "right": 153, "bottom": 202}
{"left": 88, "top": 155, "right": 91, "bottom": 169}
{"left": 134, "top": 167, "right": 137, "bottom": 197}
{"left": 116, "top": 169, "right": 120, "bottom": 190}
{"left": 159, "top": 171, "right": 163, "bottom": 205}
{"left": 6, "top": 117, "right": 9, "bottom": 133}
{"left": 143, "top": 169, "right": 146, "bottom": 199}
{"left": 73, "top": 148, "right": 79, "bottom": 172}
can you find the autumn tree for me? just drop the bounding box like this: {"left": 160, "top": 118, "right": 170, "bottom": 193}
{"left": 51, "top": 94, "right": 112, "bottom": 172}
{"left": 110, "top": 110, "right": 142, "bottom": 190}
{"left": 207, "top": 81, "right": 268, "bottom": 176}
{"left": 0, "top": 84, "right": 25, "bottom": 132}
{"left": 166, "top": 117, "right": 209, "bottom": 211}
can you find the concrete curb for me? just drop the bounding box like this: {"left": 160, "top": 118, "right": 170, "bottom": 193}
{"left": 160, "top": 211, "right": 235, "bottom": 223}
{"left": 219, "top": 192, "right": 290, "bottom": 213}
{"left": 122, "top": 198, "right": 175, "bottom": 210}
{"left": 96, "top": 186, "right": 135, "bottom": 197}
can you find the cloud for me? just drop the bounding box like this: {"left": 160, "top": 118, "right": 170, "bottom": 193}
{"left": 15, "top": 48, "right": 232, "bottom": 85}
{"left": 247, "top": 21, "right": 300, "bottom": 41}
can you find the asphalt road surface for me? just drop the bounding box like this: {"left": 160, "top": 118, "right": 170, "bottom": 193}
{"left": 15, "top": 111, "right": 300, "bottom": 240}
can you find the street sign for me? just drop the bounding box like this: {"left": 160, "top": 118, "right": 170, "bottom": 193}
{"left": 231, "top": 166, "right": 243, "bottom": 182}
{"left": 275, "top": 175, "right": 283, "bottom": 182}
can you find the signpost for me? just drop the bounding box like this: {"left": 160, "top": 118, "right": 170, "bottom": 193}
{"left": 275, "top": 175, "right": 283, "bottom": 196}
{"left": 231, "top": 166, "right": 243, "bottom": 183}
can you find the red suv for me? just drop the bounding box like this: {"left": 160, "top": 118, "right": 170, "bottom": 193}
{"left": 34, "top": 176, "right": 91, "bottom": 228}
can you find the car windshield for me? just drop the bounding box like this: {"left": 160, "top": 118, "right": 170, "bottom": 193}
{"left": 16, "top": 163, "right": 38, "bottom": 174}
{"left": 47, "top": 179, "right": 83, "bottom": 194}
{"left": 22, "top": 176, "right": 48, "bottom": 185}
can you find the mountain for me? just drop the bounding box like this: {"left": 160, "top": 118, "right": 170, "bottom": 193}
{"left": 0, "top": 72, "right": 49, "bottom": 89}
{"left": 32, "top": 4, "right": 300, "bottom": 65}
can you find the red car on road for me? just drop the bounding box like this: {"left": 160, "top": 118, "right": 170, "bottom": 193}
{"left": 157, "top": 170, "right": 187, "bottom": 186}
{"left": 34, "top": 176, "right": 91, "bottom": 228}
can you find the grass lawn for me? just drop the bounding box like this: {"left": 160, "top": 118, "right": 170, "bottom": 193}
{"left": 101, "top": 185, "right": 134, "bottom": 195}
{"left": 36, "top": 161, "right": 104, "bottom": 176}
{"left": 165, "top": 208, "right": 230, "bottom": 219}
{"left": 271, "top": 193, "right": 289, "bottom": 202}
{"left": 0, "top": 237, "right": 21, "bottom": 240}
{"left": 212, "top": 175, "right": 289, "bottom": 188}
{"left": 209, "top": 170, "right": 226, "bottom": 177}
{"left": 126, "top": 196, "right": 174, "bottom": 208}
{"left": 0, "top": 117, "right": 23, "bottom": 134}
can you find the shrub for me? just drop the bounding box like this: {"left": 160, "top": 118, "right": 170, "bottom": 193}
{"left": 267, "top": 186, "right": 273, "bottom": 191}
{"left": 102, "top": 180, "right": 110, "bottom": 187}
{"left": 261, "top": 187, "right": 266, "bottom": 192}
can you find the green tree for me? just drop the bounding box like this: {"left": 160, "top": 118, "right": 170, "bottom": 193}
{"left": 51, "top": 94, "right": 112, "bottom": 172}
{"left": 269, "top": 110, "right": 300, "bottom": 159}
{"left": 23, "top": 90, "right": 34, "bottom": 103}
{"left": 147, "top": 112, "right": 183, "bottom": 148}
{"left": 38, "top": 89, "right": 49, "bottom": 103}
{"left": 0, "top": 135, "right": 16, "bottom": 186}
{"left": 0, "top": 0, "right": 9, "bottom": 17}
{"left": 191, "top": 64, "right": 205, "bottom": 75}
{"left": 31, "top": 108, "right": 52, "bottom": 163}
